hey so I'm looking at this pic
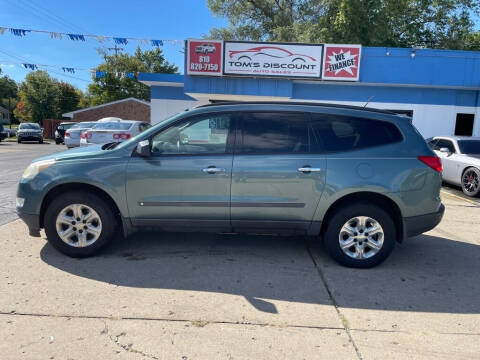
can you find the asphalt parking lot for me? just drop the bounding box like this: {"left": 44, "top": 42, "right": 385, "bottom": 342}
{"left": 1, "top": 141, "right": 479, "bottom": 359}
{"left": 0, "top": 141, "right": 61, "bottom": 226}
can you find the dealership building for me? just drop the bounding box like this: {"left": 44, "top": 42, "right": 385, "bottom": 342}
{"left": 138, "top": 40, "right": 480, "bottom": 138}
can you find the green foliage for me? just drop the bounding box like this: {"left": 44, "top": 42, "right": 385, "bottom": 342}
{"left": 13, "top": 71, "right": 83, "bottom": 123}
{"left": 87, "top": 47, "right": 178, "bottom": 106}
{"left": 207, "top": 0, "right": 480, "bottom": 50}
{"left": 0, "top": 75, "right": 17, "bottom": 100}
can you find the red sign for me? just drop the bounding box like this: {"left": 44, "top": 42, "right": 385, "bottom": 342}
{"left": 187, "top": 39, "right": 223, "bottom": 76}
{"left": 322, "top": 44, "right": 361, "bottom": 81}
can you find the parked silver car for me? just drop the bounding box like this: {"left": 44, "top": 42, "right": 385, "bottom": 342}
{"left": 428, "top": 136, "right": 480, "bottom": 197}
{"left": 79, "top": 120, "right": 151, "bottom": 146}
{"left": 64, "top": 121, "right": 97, "bottom": 148}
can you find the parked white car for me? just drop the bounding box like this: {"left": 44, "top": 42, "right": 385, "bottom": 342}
{"left": 64, "top": 121, "right": 97, "bottom": 148}
{"left": 80, "top": 120, "right": 151, "bottom": 147}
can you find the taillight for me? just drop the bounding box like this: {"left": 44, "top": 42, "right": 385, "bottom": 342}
{"left": 80, "top": 132, "right": 92, "bottom": 139}
{"left": 113, "top": 133, "right": 131, "bottom": 140}
{"left": 65, "top": 132, "right": 70, "bottom": 138}
{"left": 418, "top": 156, "right": 442, "bottom": 172}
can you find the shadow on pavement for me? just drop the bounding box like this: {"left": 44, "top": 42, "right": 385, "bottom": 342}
{"left": 40, "top": 231, "right": 480, "bottom": 314}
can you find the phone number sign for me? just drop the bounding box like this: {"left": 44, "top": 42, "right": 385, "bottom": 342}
{"left": 187, "top": 39, "right": 223, "bottom": 76}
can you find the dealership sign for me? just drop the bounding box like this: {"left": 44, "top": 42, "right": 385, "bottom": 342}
{"left": 186, "top": 39, "right": 223, "bottom": 76}
{"left": 223, "top": 41, "right": 323, "bottom": 78}
{"left": 186, "top": 40, "right": 361, "bottom": 81}
{"left": 322, "top": 44, "right": 361, "bottom": 81}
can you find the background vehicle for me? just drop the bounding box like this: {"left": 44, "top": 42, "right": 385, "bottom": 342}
{"left": 17, "top": 102, "right": 443, "bottom": 268}
{"left": 427, "top": 136, "right": 480, "bottom": 197}
{"left": 80, "top": 120, "right": 150, "bottom": 146}
{"left": 3, "top": 128, "right": 17, "bottom": 138}
{"left": 0, "top": 124, "right": 6, "bottom": 142}
{"left": 64, "top": 121, "right": 97, "bottom": 148}
{"left": 55, "top": 122, "right": 76, "bottom": 144}
{"left": 17, "top": 122, "right": 43, "bottom": 143}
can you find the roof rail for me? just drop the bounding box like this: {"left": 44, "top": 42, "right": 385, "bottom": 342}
{"left": 195, "top": 101, "right": 397, "bottom": 115}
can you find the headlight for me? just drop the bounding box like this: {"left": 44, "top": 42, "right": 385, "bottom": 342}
{"left": 22, "top": 159, "right": 56, "bottom": 180}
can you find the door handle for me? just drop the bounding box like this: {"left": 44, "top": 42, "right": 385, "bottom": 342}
{"left": 298, "top": 166, "right": 321, "bottom": 173}
{"left": 203, "top": 167, "right": 226, "bottom": 174}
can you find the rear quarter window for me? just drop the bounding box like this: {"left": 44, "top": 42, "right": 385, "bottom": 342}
{"left": 310, "top": 114, "right": 403, "bottom": 153}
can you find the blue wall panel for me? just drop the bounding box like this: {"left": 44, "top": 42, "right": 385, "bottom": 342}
{"left": 292, "top": 83, "right": 478, "bottom": 106}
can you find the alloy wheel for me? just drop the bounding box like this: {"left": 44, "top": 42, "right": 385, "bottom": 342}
{"left": 338, "top": 216, "right": 384, "bottom": 260}
{"left": 462, "top": 170, "right": 479, "bottom": 194}
{"left": 55, "top": 203, "right": 102, "bottom": 247}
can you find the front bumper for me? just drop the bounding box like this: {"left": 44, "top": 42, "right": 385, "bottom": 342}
{"left": 404, "top": 203, "right": 445, "bottom": 237}
{"left": 17, "top": 211, "right": 41, "bottom": 237}
{"left": 19, "top": 135, "right": 43, "bottom": 141}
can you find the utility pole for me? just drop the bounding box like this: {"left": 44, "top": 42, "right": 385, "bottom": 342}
{"left": 107, "top": 44, "right": 124, "bottom": 55}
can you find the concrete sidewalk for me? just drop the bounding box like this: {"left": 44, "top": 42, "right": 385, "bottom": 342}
{"left": 1, "top": 192, "right": 479, "bottom": 359}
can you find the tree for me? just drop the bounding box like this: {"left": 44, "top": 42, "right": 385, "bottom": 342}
{"left": 88, "top": 47, "right": 178, "bottom": 106}
{"left": 0, "top": 75, "right": 18, "bottom": 124}
{"left": 15, "top": 71, "right": 58, "bottom": 123}
{"left": 55, "top": 81, "right": 81, "bottom": 118}
{"left": 206, "top": 0, "right": 480, "bottom": 50}
{"left": 13, "top": 71, "right": 83, "bottom": 123}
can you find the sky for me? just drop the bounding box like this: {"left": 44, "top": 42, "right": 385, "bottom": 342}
{"left": 0, "top": 0, "right": 227, "bottom": 90}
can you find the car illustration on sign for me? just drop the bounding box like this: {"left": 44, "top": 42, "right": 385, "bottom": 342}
{"left": 228, "top": 45, "right": 317, "bottom": 62}
{"left": 195, "top": 43, "right": 216, "bottom": 54}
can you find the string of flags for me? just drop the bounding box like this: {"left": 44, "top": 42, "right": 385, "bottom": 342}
{"left": 0, "top": 26, "right": 181, "bottom": 47}
{"left": 0, "top": 61, "right": 138, "bottom": 79}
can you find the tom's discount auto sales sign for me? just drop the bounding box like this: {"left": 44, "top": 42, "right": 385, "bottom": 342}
{"left": 322, "top": 44, "right": 361, "bottom": 81}
{"left": 187, "top": 39, "right": 223, "bottom": 76}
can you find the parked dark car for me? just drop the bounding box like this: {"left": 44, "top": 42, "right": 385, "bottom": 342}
{"left": 17, "top": 102, "right": 444, "bottom": 268}
{"left": 55, "top": 122, "right": 77, "bottom": 144}
{"left": 17, "top": 123, "right": 43, "bottom": 143}
{"left": 0, "top": 124, "right": 7, "bottom": 142}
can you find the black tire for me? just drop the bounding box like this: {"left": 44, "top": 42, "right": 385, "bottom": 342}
{"left": 17, "top": 139, "right": 21, "bottom": 143}
{"left": 323, "top": 203, "right": 396, "bottom": 268}
{"left": 461, "top": 167, "right": 480, "bottom": 197}
{"left": 44, "top": 192, "right": 117, "bottom": 257}
{"left": 39, "top": 139, "right": 43, "bottom": 144}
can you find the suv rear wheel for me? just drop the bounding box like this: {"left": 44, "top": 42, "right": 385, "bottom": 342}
{"left": 323, "top": 203, "right": 396, "bottom": 268}
{"left": 44, "top": 192, "right": 117, "bottom": 257}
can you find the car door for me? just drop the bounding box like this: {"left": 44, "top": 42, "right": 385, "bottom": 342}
{"left": 125, "top": 113, "right": 235, "bottom": 231}
{"left": 230, "top": 112, "right": 327, "bottom": 232}
{"left": 433, "top": 139, "right": 457, "bottom": 182}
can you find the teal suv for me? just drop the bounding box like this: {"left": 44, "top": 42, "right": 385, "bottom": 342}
{"left": 17, "top": 102, "right": 444, "bottom": 267}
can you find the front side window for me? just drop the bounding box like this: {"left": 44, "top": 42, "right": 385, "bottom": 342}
{"left": 310, "top": 114, "right": 403, "bottom": 153}
{"left": 435, "top": 139, "right": 456, "bottom": 153}
{"left": 239, "top": 112, "right": 309, "bottom": 154}
{"left": 151, "top": 114, "right": 231, "bottom": 155}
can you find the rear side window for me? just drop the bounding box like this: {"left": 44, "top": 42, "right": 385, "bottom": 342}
{"left": 92, "top": 122, "right": 132, "bottom": 130}
{"left": 240, "top": 112, "right": 309, "bottom": 154}
{"left": 310, "top": 114, "right": 403, "bottom": 153}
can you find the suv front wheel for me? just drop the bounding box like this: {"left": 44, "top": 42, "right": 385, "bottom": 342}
{"left": 44, "top": 192, "right": 117, "bottom": 257}
{"left": 323, "top": 203, "right": 396, "bottom": 268}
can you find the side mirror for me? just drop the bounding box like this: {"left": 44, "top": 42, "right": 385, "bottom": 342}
{"left": 439, "top": 147, "right": 451, "bottom": 154}
{"left": 135, "top": 139, "right": 151, "bottom": 157}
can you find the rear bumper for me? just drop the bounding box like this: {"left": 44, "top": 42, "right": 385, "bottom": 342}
{"left": 404, "top": 203, "right": 445, "bottom": 237}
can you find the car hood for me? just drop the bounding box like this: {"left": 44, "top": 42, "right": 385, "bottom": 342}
{"left": 33, "top": 144, "right": 109, "bottom": 163}
{"left": 18, "top": 128, "right": 42, "bottom": 132}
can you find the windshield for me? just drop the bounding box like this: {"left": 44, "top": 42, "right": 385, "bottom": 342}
{"left": 19, "top": 123, "right": 40, "bottom": 130}
{"left": 71, "top": 122, "right": 96, "bottom": 129}
{"left": 92, "top": 122, "right": 132, "bottom": 130}
{"left": 458, "top": 140, "right": 480, "bottom": 155}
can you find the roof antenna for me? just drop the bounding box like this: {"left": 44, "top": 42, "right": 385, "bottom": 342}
{"left": 363, "top": 95, "right": 375, "bottom": 108}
